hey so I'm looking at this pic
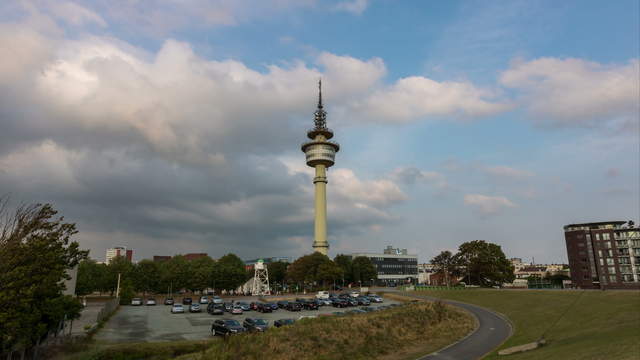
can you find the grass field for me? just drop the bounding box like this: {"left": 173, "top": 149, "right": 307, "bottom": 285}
{"left": 57, "top": 302, "right": 475, "bottom": 360}
{"left": 410, "top": 289, "right": 640, "bottom": 360}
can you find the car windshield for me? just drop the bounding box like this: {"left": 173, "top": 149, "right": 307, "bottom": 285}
{"left": 174, "top": 304, "right": 182, "bottom": 307}
{"left": 284, "top": 319, "right": 294, "bottom": 324}
{"left": 224, "top": 320, "right": 240, "bottom": 326}
{"left": 254, "top": 319, "right": 267, "bottom": 325}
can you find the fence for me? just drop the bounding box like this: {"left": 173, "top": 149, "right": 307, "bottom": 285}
{"left": 96, "top": 297, "right": 120, "bottom": 323}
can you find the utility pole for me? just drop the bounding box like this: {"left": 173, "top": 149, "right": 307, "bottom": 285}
{"left": 116, "top": 273, "right": 121, "bottom": 298}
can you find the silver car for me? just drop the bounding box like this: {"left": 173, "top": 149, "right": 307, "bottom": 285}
{"left": 171, "top": 304, "right": 185, "bottom": 313}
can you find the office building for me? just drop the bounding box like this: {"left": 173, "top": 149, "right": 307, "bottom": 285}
{"left": 105, "top": 246, "right": 133, "bottom": 264}
{"left": 351, "top": 246, "right": 418, "bottom": 285}
{"left": 564, "top": 221, "right": 640, "bottom": 289}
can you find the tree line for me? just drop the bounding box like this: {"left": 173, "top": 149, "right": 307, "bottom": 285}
{"left": 429, "top": 240, "right": 515, "bottom": 287}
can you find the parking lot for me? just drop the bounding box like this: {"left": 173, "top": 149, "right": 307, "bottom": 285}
{"left": 96, "top": 295, "right": 398, "bottom": 343}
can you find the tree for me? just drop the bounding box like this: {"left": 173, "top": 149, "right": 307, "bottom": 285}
{"left": 107, "top": 255, "right": 134, "bottom": 295}
{"left": 430, "top": 251, "right": 458, "bottom": 287}
{"left": 333, "top": 254, "right": 353, "bottom": 284}
{"left": 267, "top": 261, "right": 288, "bottom": 285}
{"left": 215, "top": 254, "right": 246, "bottom": 291}
{"left": 161, "top": 255, "right": 191, "bottom": 293}
{"left": 133, "top": 260, "right": 160, "bottom": 295}
{"left": 0, "top": 201, "right": 87, "bottom": 355}
{"left": 286, "top": 252, "right": 332, "bottom": 284}
{"left": 118, "top": 279, "right": 135, "bottom": 305}
{"left": 76, "top": 259, "right": 100, "bottom": 296}
{"left": 351, "top": 256, "right": 377, "bottom": 284}
{"left": 316, "top": 261, "right": 343, "bottom": 287}
{"left": 189, "top": 256, "right": 215, "bottom": 293}
{"left": 455, "top": 240, "right": 515, "bottom": 286}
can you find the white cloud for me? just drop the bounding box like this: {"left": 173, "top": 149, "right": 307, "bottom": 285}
{"left": 349, "top": 76, "right": 510, "bottom": 123}
{"left": 46, "top": 1, "right": 107, "bottom": 27}
{"left": 483, "top": 165, "right": 533, "bottom": 179}
{"left": 333, "top": 0, "right": 370, "bottom": 15}
{"left": 464, "top": 194, "right": 516, "bottom": 215}
{"left": 500, "top": 57, "right": 639, "bottom": 128}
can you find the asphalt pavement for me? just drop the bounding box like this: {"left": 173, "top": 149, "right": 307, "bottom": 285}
{"left": 400, "top": 292, "right": 512, "bottom": 360}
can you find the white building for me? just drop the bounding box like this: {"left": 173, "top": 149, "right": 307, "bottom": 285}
{"left": 105, "top": 246, "right": 132, "bottom": 264}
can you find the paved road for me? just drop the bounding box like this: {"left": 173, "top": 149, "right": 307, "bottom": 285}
{"left": 400, "top": 292, "right": 512, "bottom": 360}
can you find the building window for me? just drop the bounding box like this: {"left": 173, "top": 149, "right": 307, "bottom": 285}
{"left": 609, "top": 275, "right": 617, "bottom": 283}
{"left": 586, "top": 234, "right": 591, "bottom": 241}
{"left": 599, "top": 258, "right": 604, "bottom": 266}
{"left": 618, "top": 248, "right": 630, "bottom": 255}
{"left": 603, "top": 233, "right": 610, "bottom": 240}
{"left": 619, "top": 257, "right": 631, "bottom": 265}
{"left": 606, "top": 258, "right": 615, "bottom": 266}
{"left": 604, "top": 241, "right": 611, "bottom": 249}
{"left": 607, "top": 249, "right": 613, "bottom": 257}
{"left": 608, "top": 266, "right": 617, "bottom": 274}
{"left": 622, "top": 274, "right": 634, "bottom": 282}
{"left": 598, "top": 250, "right": 603, "bottom": 257}
{"left": 596, "top": 233, "right": 601, "bottom": 240}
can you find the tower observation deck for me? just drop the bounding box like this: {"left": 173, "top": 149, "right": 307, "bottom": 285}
{"left": 301, "top": 80, "right": 339, "bottom": 255}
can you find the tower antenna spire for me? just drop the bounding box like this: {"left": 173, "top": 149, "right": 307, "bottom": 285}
{"left": 318, "top": 78, "right": 323, "bottom": 109}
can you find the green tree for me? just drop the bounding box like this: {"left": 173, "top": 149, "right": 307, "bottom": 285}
{"left": 267, "top": 261, "right": 288, "bottom": 284}
{"left": 430, "top": 250, "right": 458, "bottom": 287}
{"left": 0, "top": 201, "right": 87, "bottom": 354}
{"left": 455, "top": 240, "right": 515, "bottom": 286}
{"left": 286, "top": 252, "right": 332, "bottom": 284}
{"left": 317, "top": 261, "right": 343, "bottom": 287}
{"left": 107, "top": 255, "right": 134, "bottom": 295}
{"left": 76, "top": 259, "right": 100, "bottom": 296}
{"left": 118, "top": 279, "right": 136, "bottom": 305}
{"left": 351, "top": 256, "right": 377, "bottom": 284}
{"left": 215, "top": 254, "right": 246, "bottom": 291}
{"left": 333, "top": 254, "right": 353, "bottom": 284}
{"left": 133, "top": 259, "right": 160, "bottom": 296}
{"left": 189, "top": 256, "right": 215, "bottom": 292}
{"left": 162, "top": 255, "right": 191, "bottom": 293}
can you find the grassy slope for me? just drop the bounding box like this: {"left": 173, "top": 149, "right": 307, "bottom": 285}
{"left": 410, "top": 289, "right": 640, "bottom": 360}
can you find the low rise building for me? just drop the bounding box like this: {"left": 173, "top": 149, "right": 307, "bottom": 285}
{"left": 106, "top": 246, "right": 133, "bottom": 264}
{"left": 351, "top": 246, "right": 418, "bottom": 285}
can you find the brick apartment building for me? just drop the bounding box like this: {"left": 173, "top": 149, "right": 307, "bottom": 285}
{"left": 564, "top": 221, "right": 640, "bottom": 289}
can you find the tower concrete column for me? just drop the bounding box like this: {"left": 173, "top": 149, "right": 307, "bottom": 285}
{"left": 313, "top": 164, "right": 328, "bottom": 255}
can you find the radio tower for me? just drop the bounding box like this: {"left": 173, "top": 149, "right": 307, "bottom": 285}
{"left": 301, "top": 80, "right": 340, "bottom": 255}
{"left": 251, "top": 260, "right": 270, "bottom": 296}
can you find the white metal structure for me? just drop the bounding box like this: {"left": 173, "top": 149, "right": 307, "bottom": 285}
{"left": 251, "top": 260, "right": 271, "bottom": 296}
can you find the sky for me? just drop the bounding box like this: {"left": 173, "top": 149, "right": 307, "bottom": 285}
{"left": 0, "top": 0, "right": 638, "bottom": 264}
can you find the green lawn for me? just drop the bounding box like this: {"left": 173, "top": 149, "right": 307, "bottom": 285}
{"left": 409, "top": 289, "right": 640, "bottom": 360}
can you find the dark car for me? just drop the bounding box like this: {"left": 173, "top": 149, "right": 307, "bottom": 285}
{"left": 207, "top": 303, "right": 224, "bottom": 315}
{"left": 356, "top": 297, "right": 370, "bottom": 306}
{"left": 237, "top": 302, "right": 251, "bottom": 311}
{"left": 286, "top": 302, "right": 302, "bottom": 311}
{"left": 274, "top": 319, "right": 295, "bottom": 327}
{"left": 268, "top": 302, "right": 279, "bottom": 311}
{"left": 223, "top": 302, "right": 234, "bottom": 312}
{"left": 211, "top": 319, "right": 246, "bottom": 336}
{"left": 346, "top": 298, "right": 358, "bottom": 307}
{"left": 182, "top": 297, "right": 193, "bottom": 305}
{"left": 296, "top": 298, "right": 318, "bottom": 310}
{"left": 164, "top": 297, "right": 174, "bottom": 305}
{"left": 249, "top": 302, "right": 259, "bottom": 311}
{"left": 256, "top": 302, "right": 273, "bottom": 313}
{"left": 331, "top": 298, "right": 348, "bottom": 308}
{"left": 277, "top": 300, "right": 289, "bottom": 309}
{"left": 243, "top": 318, "right": 268, "bottom": 332}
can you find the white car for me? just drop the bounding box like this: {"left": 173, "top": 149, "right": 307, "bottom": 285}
{"left": 146, "top": 298, "right": 156, "bottom": 306}
{"left": 171, "top": 304, "right": 185, "bottom": 313}
{"left": 212, "top": 296, "right": 223, "bottom": 304}
{"left": 131, "top": 298, "right": 143, "bottom": 306}
{"left": 200, "top": 296, "right": 209, "bottom": 304}
{"left": 349, "top": 291, "right": 360, "bottom": 298}
{"left": 190, "top": 304, "right": 201, "bottom": 313}
{"left": 315, "top": 291, "right": 330, "bottom": 299}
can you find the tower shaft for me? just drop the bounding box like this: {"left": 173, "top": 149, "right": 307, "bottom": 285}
{"left": 313, "top": 164, "right": 328, "bottom": 255}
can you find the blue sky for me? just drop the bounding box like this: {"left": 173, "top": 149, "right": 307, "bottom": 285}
{"left": 0, "top": 0, "right": 638, "bottom": 264}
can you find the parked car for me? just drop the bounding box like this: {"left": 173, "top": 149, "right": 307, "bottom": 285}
{"left": 346, "top": 298, "right": 358, "bottom": 307}
{"left": 298, "top": 315, "right": 317, "bottom": 320}
{"left": 131, "top": 298, "right": 143, "bottom": 306}
{"left": 256, "top": 302, "right": 273, "bottom": 313}
{"left": 331, "top": 298, "right": 348, "bottom": 308}
{"left": 146, "top": 298, "right": 156, "bottom": 306}
{"left": 231, "top": 305, "right": 243, "bottom": 315}
{"left": 200, "top": 296, "right": 209, "bottom": 304}
{"left": 277, "top": 300, "right": 289, "bottom": 309}
{"left": 182, "top": 297, "right": 193, "bottom": 305}
{"left": 296, "top": 299, "right": 318, "bottom": 310}
{"left": 164, "top": 297, "right": 174, "bottom": 305}
{"left": 223, "top": 302, "right": 234, "bottom": 312}
{"left": 171, "top": 304, "right": 185, "bottom": 313}
{"left": 243, "top": 318, "right": 268, "bottom": 332}
{"left": 269, "top": 302, "right": 279, "bottom": 311}
{"left": 274, "top": 319, "right": 295, "bottom": 327}
{"left": 356, "top": 297, "right": 370, "bottom": 306}
{"left": 320, "top": 299, "right": 332, "bottom": 306}
{"left": 286, "top": 302, "right": 302, "bottom": 311}
{"left": 237, "top": 302, "right": 251, "bottom": 311}
{"left": 211, "top": 319, "right": 246, "bottom": 336}
{"left": 316, "top": 291, "right": 330, "bottom": 299}
{"left": 207, "top": 303, "right": 224, "bottom": 315}
{"left": 368, "top": 294, "right": 383, "bottom": 303}
{"left": 189, "top": 303, "right": 201, "bottom": 313}
{"left": 349, "top": 291, "right": 360, "bottom": 298}
{"left": 212, "top": 296, "right": 223, "bottom": 304}
{"left": 249, "top": 302, "right": 259, "bottom": 311}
